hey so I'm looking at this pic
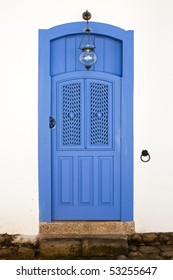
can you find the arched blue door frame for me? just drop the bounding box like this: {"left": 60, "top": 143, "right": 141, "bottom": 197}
{"left": 38, "top": 21, "right": 134, "bottom": 222}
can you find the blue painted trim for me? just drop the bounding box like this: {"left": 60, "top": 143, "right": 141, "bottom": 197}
{"left": 38, "top": 22, "right": 134, "bottom": 222}
{"left": 38, "top": 30, "right": 51, "bottom": 221}
{"left": 121, "top": 30, "right": 134, "bottom": 221}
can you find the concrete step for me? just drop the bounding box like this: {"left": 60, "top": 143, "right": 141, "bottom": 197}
{"left": 39, "top": 234, "right": 128, "bottom": 259}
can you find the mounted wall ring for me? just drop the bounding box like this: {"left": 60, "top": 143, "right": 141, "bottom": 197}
{"left": 140, "top": 150, "right": 151, "bottom": 162}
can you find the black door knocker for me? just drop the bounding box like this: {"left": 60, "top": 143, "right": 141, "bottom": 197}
{"left": 140, "top": 150, "right": 151, "bottom": 162}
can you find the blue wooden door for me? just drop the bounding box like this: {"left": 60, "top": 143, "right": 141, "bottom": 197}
{"left": 39, "top": 22, "right": 133, "bottom": 222}
{"left": 51, "top": 73, "right": 121, "bottom": 220}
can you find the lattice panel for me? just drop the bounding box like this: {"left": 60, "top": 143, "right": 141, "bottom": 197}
{"left": 62, "top": 83, "right": 81, "bottom": 146}
{"left": 90, "top": 83, "right": 109, "bottom": 145}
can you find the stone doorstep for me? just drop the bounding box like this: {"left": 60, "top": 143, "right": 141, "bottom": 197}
{"left": 1, "top": 232, "right": 173, "bottom": 260}
{"left": 39, "top": 221, "right": 134, "bottom": 259}
{"left": 40, "top": 221, "right": 135, "bottom": 235}
{"left": 39, "top": 234, "right": 128, "bottom": 259}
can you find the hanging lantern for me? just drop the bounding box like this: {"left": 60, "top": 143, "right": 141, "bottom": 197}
{"left": 79, "top": 10, "right": 97, "bottom": 70}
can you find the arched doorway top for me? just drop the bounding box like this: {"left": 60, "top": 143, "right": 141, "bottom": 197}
{"left": 41, "top": 21, "right": 132, "bottom": 41}
{"left": 40, "top": 21, "right": 133, "bottom": 77}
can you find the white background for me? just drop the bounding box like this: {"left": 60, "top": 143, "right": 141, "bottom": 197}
{"left": 0, "top": 0, "right": 173, "bottom": 234}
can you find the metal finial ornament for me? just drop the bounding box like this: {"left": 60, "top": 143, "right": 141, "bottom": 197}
{"left": 82, "top": 10, "right": 91, "bottom": 21}
{"left": 79, "top": 10, "right": 97, "bottom": 70}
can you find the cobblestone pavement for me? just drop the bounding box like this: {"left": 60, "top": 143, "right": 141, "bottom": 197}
{"left": 0, "top": 233, "right": 173, "bottom": 260}
{"left": 126, "top": 233, "right": 173, "bottom": 260}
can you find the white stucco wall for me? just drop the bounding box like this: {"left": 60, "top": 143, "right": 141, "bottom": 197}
{"left": 0, "top": 0, "right": 173, "bottom": 234}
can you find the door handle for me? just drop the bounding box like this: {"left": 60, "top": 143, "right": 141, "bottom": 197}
{"left": 49, "top": 116, "right": 56, "bottom": 128}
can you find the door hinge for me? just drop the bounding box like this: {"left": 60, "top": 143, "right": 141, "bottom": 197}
{"left": 49, "top": 116, "right": 56, "bottom": 128}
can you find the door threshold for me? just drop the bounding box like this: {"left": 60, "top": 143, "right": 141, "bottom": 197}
{"left": 40, "top": 221, "right": 135, "bottom": 235}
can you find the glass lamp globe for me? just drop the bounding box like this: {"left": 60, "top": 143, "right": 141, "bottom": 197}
{"left": 79, "top": 49, "right": 97, "bottom": 70}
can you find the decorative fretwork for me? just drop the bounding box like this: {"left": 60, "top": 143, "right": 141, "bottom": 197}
{"left": 90, "top": 83, "right": 109, "bottom": 145}
{"left": 62, "top": 83, "right": 81, "bottom": 146}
